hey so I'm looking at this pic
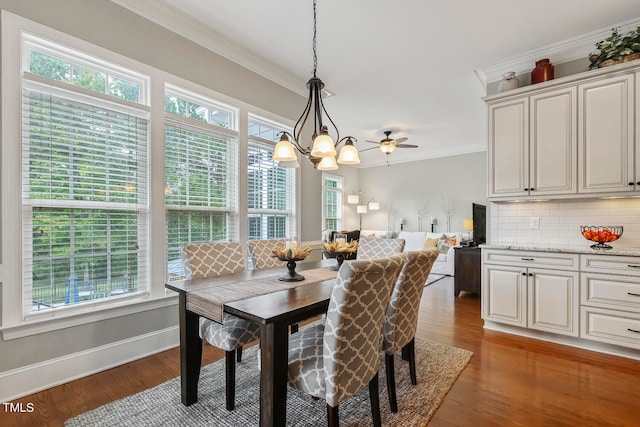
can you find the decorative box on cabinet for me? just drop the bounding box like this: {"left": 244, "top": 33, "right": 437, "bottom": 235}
{"left": 454, "top": 247, "right": 481, "bottom": 297}
{"left": 482, "top": 249, "right": 579, "bottom": 337}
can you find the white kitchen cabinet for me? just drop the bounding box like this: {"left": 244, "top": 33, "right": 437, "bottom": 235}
{"left": 578, "top": 74, "right": 634, "bottom": 193}
{"left": 488, "top": 98, "right": 528, "bottom": 198}
{"left": 488, "top": 86, "right": 577, "bottom": 199}
{"left": 482, "top": 249, "right": 579, "bottom": 336}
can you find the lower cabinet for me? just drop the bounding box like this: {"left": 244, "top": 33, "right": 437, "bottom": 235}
{"left": 483, "top": 261, "right": 578, "bottom": 336}
{"left": 483, "top": 249, "right": 640, "bottom": 356}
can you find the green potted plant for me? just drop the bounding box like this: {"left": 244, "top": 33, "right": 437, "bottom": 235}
{"left": 589, "top": 27, "right": 640, "bottom": 69}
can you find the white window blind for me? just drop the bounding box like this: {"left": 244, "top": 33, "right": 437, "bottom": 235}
{"left": 22, "top": 76, "right": 149, "bottom": 314}
{"left": 322, "top": 174, "right": 343, "bottom": 232}
{"left": 247, "top": 118, "right": 296, "bottom": 241}
{"left": 165, "top": 89, "right": 239, "bottom": 281}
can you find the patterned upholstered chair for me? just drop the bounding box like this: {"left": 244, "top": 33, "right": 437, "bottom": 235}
{"left": 247, "top": 239, "right": 287, "bottom": 270}
{"left": 382, "top": 248, "right": 439, "bottom": 412}
{"left": 356, "top": 236, "right": 405, "bottom": 260}
{"left": 180, "top": 241, "right": 261, "bottom": 411}
{"left": 287, "top": 255, "right": 405, "bottom": 427}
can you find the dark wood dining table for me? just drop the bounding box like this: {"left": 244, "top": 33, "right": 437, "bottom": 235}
{"left": 165, "top": 259, "right": 337, "bottom": 427}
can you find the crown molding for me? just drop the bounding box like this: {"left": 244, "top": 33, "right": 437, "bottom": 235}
{"left": 475, "top": 17, "right": 640, "bottom": 85}
{"left": 110, "top": 0, "right": 307, "bottom": 97}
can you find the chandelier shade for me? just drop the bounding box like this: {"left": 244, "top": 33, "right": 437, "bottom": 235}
{"left": 271, "top": 0, "right": 359, "bottom": 169}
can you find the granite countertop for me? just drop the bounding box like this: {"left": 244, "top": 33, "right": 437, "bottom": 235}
{"left": 480, "top": 244, "right": 640, "bottom": 257}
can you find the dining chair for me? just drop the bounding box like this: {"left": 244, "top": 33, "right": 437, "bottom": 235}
{"left": 180, "top": 241, "right": 261, "bottom": 411}
{"left": 287, "top": 254, "right": 405, "bottom": 427}
{"left": 382, "top": 248, "right": 439, "bottom": 413}
{"left": 247, "top": 239, "right": 287, "bottom": 270}
{"left": 356, "top": 236, "right": 405, "bottom": 260}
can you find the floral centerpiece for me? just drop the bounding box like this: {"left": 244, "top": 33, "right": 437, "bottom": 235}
{"left": 271, "top": 244, "right": 310, "bottom": 282}
{"left": 589, "top": 27, "right": 640, "bottom": 69}
{"left": 323, "top": 240, "right": 358, "bottom": 271}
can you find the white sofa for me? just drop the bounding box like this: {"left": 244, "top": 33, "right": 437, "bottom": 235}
{"left": 361, "top": 230, "right": 461, "bottom": 276}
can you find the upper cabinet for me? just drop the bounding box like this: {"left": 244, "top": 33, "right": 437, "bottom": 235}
{"left": 485, "top": 62, "right": 639, "bottom": 201}
{"left": 488, "top": 87, "right": 577, "bottom": 199}
{"left": 578, "top": 74, "right": 634, "bottom": 193}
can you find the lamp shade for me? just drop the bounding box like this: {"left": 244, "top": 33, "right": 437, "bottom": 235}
{"left": 347, "top": 194, "right": 360, "bottom": 204}
{"left": 278, "top": 158, "right": 300, "bottom": 168}
{"left": 356, "top": 205, "right": 368, "bottom": 214}
{"left": 463, "top": 219, "right": 474, "bottom": 231}
{"left": 316, "top": 155, "right": 338, "bottom": 170}
{"left": 337, "top": 143, "right": 360, "bottom": 164}
{"left": 368, "top": 200, "right": 380, "bottom": 210}
{"left": 272, "top": 136, "right": 297, "bottom": 161}
{"left": 310, "top": 131, "right": 337, "bottom": 157}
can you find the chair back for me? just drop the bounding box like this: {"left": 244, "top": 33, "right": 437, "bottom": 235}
{"left": 382, "top": 249, "right": 439, "bottom": 354}
{"left": 323, "top": 254, "right": 405, "bottom": 407}
{"left": 357, "top": 236, "right": 405, "bottom": 260}
{"left": 181, "top": 241, "right": 245, "bottom": 280}
{"left": 248, "top": 239, "right": 287, "bottom": 270}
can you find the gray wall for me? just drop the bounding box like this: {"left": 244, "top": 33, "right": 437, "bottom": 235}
{"left": 356, "top": 152, "right": 488, "bottom": 234}
{"left": 0, "top": 0, "right": 312, "bottom": 373}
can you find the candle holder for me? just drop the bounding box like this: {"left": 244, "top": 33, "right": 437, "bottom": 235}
{"left": 277, "top": 258, "right": 305, "bottom": 281}
{"left": 326, "top": 252, "right": 345, "bottom": 271}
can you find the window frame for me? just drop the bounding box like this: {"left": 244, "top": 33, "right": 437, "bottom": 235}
{"left": 322, "top": 174, "right": 344, "bottom": 234}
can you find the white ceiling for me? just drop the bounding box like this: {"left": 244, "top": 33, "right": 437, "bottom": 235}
{"left": 113, "top": 0, "right": 640, "bottom": 167}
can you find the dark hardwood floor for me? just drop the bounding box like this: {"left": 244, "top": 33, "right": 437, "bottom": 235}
{"left": 2, "top": 276, "right": 639, "bottom": 426}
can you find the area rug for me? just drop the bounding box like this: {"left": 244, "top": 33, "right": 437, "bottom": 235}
{"left": 66, "top": 338, "right": 472, "bottom": 427}
{"left": 425, "top": 273, "right": 445, "bottom": 286}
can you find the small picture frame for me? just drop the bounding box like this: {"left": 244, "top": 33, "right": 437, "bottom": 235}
{"left": 333, "top": 233, "right": 347, "bottom": 242}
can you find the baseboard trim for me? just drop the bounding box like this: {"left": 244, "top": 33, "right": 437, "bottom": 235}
{"left": 0, "top": 326, "right": 179, "bottom": 402}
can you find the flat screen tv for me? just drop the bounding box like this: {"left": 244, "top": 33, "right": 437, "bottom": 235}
{"left": 473, "top": 203, "right": 486, "bottom": 244}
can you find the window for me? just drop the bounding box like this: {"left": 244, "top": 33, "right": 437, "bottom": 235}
{"left": 322, "top": 174, "right": 343, "bottom": 232}
{"left": 165, "top": 86, "right": 239, "bottom": 281}
{"left": 247, "top": 117, "right": 296, "bottom": 241}
{"left": 21, "top": 34, "right": 149, "bottom": 313}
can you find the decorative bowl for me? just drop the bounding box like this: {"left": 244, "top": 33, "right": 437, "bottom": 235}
{"left": 580, "top": 226, "right": 623, "bottom": 250}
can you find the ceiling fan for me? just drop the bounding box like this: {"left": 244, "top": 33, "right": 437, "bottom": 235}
{"left": 361, "top": 130, "right": 418, "bottom": 155}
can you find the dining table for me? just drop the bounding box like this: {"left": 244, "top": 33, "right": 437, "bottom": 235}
{"left": 165, "top": 258, "right": 338, "bottom": 427}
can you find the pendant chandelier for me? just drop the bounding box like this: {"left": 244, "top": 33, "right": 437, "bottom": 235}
{"left": 272, "top": 0, "right": 360, "bottom": 170}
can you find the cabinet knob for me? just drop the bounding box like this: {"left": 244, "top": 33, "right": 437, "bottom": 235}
{"left": 521, "top": 272, "right": 527, "bottom": 276}
{"left": 530, "top": 188, "right": 535, "bottom": 191}
{"left": 637, "top": 182, "right": 640, "bottom": 186}
{"left": 629, "top": 182, "right": 635, "bottom": 186}
{"left": 523, "top": 188, "right": 528, "bottom": 191}
{"left": 528, "top": 273, "right": 533, "bottom": 277}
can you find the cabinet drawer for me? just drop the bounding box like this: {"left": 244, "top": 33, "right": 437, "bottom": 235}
{"left": 581, "top": 254, "right": 640, "bottom": 277}
{"left": 483, "top": 249, "right": 579, "bottom": 271}
{"left": 580, "top": 306, "right": 640, "bottom": 350}
{"left": 581, "top": 273, "right": 640, "bottom": 313}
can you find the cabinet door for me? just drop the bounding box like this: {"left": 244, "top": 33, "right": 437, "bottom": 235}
{"left": 578, "top": 74, "right": 634, "bottom": 193}
{"left": 528, "top": 268, "right": 579, "bottom": 336}
{"left": 488, "top": 99, "right": 529, "bottom": 198}
{"left": 483, "top": 264, "right": 526, "bottom": 327}
{"left": 530, "top": 87, "right": 577, "bottom": 195}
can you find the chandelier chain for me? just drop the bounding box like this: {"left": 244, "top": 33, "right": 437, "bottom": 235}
{"left": 312, "top": 0, "right": 317, "bottom": 77}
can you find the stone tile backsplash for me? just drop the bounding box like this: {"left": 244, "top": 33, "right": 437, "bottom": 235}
{"left": 489, "top": 198, "right": 640, "bottom": 249}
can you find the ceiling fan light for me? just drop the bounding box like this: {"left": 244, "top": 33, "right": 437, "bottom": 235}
{"left": 310, "top": 129, "right": 337, "bottom": 157}
{"left": 380, "top": 142, "right": 396, "bottom": 154}
{"left": 337, "top": 143, "right": 360, "bottom": 164}
{"left": 273, "top": 134, "right": 298, "bottom": 161}
{"left": 316, "top": 155, "right": 338, "bottom": 170}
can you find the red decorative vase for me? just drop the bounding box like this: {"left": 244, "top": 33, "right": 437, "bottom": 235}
{"left": 531, "top": 58, "right": 554, "bottom": 84}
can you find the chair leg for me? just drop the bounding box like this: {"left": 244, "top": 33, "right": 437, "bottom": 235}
{"left": 385, "top": 353, "right": 398, "bottom": 413}
{"left": 236, "top": 346, "right": 242, "bottom": 363}
{"left": 407, "top": 337, "right": 417, "bottom": 385}
{"left": 401, "top": 343, "right": 410, "bottom": 361}
{"left": 225, "top": 350, "right": 236, "bottom": 410}
{"left": 369, "top": 373, "right": 382, "bottom": 427}
{"left": 327, "top": 404, "right": 339, "bottom": 427}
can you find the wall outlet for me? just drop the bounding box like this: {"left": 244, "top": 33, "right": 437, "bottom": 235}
{"left": 530, "top": 217, "right": 540, "bottom": 229}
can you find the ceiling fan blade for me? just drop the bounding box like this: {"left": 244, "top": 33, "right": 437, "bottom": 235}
{"left": 358, "top": 147, "right": 379, "bottom": 152}
{"left": 396, "top": 144, "right": 418, "bottom": 148}
{"left": 392, "top": 137, "right": 408, "bottom": 144}
{"left": 365, "top": 140, "right": 381, "bottom": 144}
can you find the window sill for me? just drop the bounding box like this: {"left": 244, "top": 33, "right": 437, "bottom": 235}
{"left": 1, "top": 293, "right": 178, "bottom": 340}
